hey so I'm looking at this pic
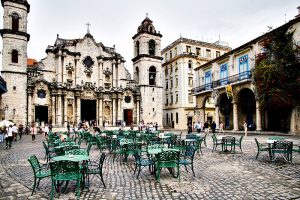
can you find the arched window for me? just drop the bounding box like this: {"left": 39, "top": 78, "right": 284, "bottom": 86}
{"left": 136, "top": 41, "right": 140, "bottom": 56}
{"left": 148, "top": 40, "right": 156, "bottom": 56}
{"left": 149, "top": 66, "right": 156, "bottom": 85}
{"left": 11, "top": 49, "right": 18, "bottom": 63}
{"left": 11, "top": 13, "right": 19, "bottom": 32}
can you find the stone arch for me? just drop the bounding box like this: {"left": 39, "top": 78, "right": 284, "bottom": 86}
{"left": 149, "top": 66, "right": 156, "bottom": 86}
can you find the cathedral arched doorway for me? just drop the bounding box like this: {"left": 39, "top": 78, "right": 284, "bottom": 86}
{"left": 81, "top": 100, "right": 96, "bottom": 122}
{"left": 35, "top": 106, "right": 48, "bottom": 125}
{"left": 123, "top": 109, "right": 133, "bottom": 126}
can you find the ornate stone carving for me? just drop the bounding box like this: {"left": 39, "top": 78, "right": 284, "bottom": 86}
{"left": 67, "top": 98, "right": 74, "bottom": 105}
{"left": 81, "top": 90, "right": 96, "bottom": 100}
{"left": 82, "top": 56, "right": 94, "bottom": 75}
{"left": 103, "top": 67, "right": 112, "bottom": 75}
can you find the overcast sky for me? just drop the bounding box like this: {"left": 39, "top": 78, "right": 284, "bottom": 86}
{"left": 1, "top": 0, "right": 299, "bottom": 73}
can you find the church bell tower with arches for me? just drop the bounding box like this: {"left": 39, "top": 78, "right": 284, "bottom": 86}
{"left": 0, "top": 0, "right": 30, "bottom": 124}
{"left": 132, "top": 15, "right": 163, "bottom": 125}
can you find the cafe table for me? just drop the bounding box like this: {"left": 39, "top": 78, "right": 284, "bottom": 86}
{"left": 52, "top": 154, "right": 90, "bottom": 162}
{"left": 147, "top": 148, "right": 179, "bottom": 155}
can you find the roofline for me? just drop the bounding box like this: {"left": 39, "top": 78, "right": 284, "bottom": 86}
{"left": 195, "top": 17, "right": 300, "bottom": 70}
{"left": 162, "top": 37, "right": 231, "bottom": 53}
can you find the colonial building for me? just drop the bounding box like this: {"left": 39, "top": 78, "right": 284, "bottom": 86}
{"left": 0, "top": 0, "right": 163, "bottom": 127}
{"left": 161, "top": 37, "right": 231, "bottom": 129}
{"left": 192, "top": 9, "right": 300, "bottom": 134}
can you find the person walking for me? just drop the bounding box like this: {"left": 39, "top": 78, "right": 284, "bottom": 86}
{"left": 211, "top": 121, "right": 216, "bottom": 134}
{"left": 18, "top": 124, "right": 23, "bottom": 140}
{"left": 204, "top": 121, "right": 209, "bottom": 134}
{"left": 219, "top": 122, "right": 224, "bottom": 134}
{"left": 6, "top": 125, "right": 13, "bottom": 149}
{"left": 243, "top": 120, "right": 248, "bottom": 137}
{"left": 194, "top": 121, "right": 201, "bottom": 133}
{"left": 30, "top": 124, "right": 36, "bottom": 142}
{"left": 187, "top": 123, "right": 193, "bottom": 134}
{"left": 12, "top": 123, "right": 18, "bottom": 141}
{"left": 44, "top": 124, "right": 49, "bottom": 138}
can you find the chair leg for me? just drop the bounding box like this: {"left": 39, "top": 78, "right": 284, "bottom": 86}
{"left": 31, "top": 177, "right": 36, "bottom": 195}
{"left": 100, "top": 173, "right": 106, "bottom": 188}
{"left": 184, "top": 165, "right": 188, "bottom": 173}
{"left": 50, "top": 180, "right": 55, "bottom": 200}
{"left": 191, "top": 164, "right": 195, "bottom": 177}
{"left": 137, "top": 166, "right": 141, "bottom": 178}
{"left": 256, "top": 151, "right": 259, "bottom": 159}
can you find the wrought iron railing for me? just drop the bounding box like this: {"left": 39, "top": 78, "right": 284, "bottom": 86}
{"left": 191, "top": 71, "right": 252, "bottom": 94}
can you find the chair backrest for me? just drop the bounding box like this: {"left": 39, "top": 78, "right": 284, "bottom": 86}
{"left": 186, "top": 134, "right": 197, "bottom": 140}
{"left": 28, "top": 155, "right": 41, "bottom": 174}
{"left": 273, "top": 140, "right": 293, "bottom": 151}
{"left": 184, "top": 146, "right": 196, "bottom": 160}
{"left": 254, "top": 138, "right": 259, "bottom": 147}
{"left": 157, "top": 150, "right": 179, "bottom": 166}
{"left": 269, "top": 136, "right": 285, "bottom": 141}
{"left": 50, "top": 160, "right": 80, "bottom": 177}
{"left": 61, "top": 145, "right": 79, "bottom": 155}
{"left": 239, "top": 135, "right": 244, "bottom": 143}
{"left": 98, "top": 152, "right": 106, "bottom": 171}
{"left": 212, "top": 134, "right": 217, "bottom": 142}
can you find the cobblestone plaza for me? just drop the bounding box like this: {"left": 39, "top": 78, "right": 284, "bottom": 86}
{"left": 0, "top": 133, "right": 299, "bottom": 200}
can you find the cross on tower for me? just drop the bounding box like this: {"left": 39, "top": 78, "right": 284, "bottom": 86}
{"left": 86, "top": 22, "right": 91, "bottom": 34}
{"left": 146, "top": 12, "right": 149, "bottom": 18}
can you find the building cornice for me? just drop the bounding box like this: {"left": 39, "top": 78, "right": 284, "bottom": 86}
{"left": 1, "top": 0, "right": 30, "bottom": 12}
{"left": 132, "top": 54, "right": 163, "bottom": 62}
{"left": 132, "top": 31, "right": 162, "bottom": 40}
{"left": 0, "top": 29, "right": 30, "bottom": 41}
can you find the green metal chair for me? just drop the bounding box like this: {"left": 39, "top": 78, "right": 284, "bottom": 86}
{"left": 155, "top": 150, "right": 180, "bottom": 182}
{"left": 42, "top": 140, "right": 56, "bottom": 163}
{"left": 178, "top": 146, "right": 196, "bottom": 176}
{"left": 234, "top": 135, "right": 244, "bottom": 152}
{"left": 84, "top": 152, "right": 106, "bottom": 188}
{"left": 49, "top": 160, "right": 82, "bottom": 200}
{"left": 271, "top": 140, "right": 293, "bottom": 162}
{"left": 28, "top": 155, "right": 51, "bottom": 195}
{"left": 254, "top": 138, "right": 271, "bottom": 159}
{"left": 133, "top": 151, "right": 154, "bottom": 178}
{"left": 269, "top": 136, "right": 285, "bottom": 141}
{"left": 65, "top": 148, "right": 88, "bottom": 156}
{"left": 212, "top": 134, "right": 224, "bottom": 152}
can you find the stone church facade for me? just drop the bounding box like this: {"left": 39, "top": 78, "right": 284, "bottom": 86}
{"left": 0, "top": 0, "right": 163, "bottom": 127}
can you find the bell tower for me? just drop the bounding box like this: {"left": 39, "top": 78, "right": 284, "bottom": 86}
{"left": 132, "top": 16, "right": 163, "bottom": 125}
{"left": 0, "top": 0, "right": 30, "bottom": 124}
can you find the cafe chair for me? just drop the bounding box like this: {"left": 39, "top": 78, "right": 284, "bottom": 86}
{"left": 212, "top": 134, "right": 224, "bottom": 152}
{"left": 178, "top": 146, "right": 196, "bottom": 176}
{"left": 271, "top": 140, "right": 293, "bottom": 162}
{"left": 254, "top": 138, "right": 271, "bottom": 160}
{"left": 155, "top": 150, "right": 180, "bottom": 182}
{"left": 234, "top": 135, "right": 244, "bottom": 152}
{"left": 28, "top": 155, "right": 51, "bottom": 195}
{"left": 84, "top": 152, "right": 106, "bottom": 188}
{"left": 42, "top": 140, "right": 56, "bottom": 163}
{"left": 49, "top": 160, "right": 82, "bottom": 200}
{"left": 133, "top": 151, "right": 154, "bottom": 178}
{"left": 65, "top": 148, "right": 88, "bottom": 156}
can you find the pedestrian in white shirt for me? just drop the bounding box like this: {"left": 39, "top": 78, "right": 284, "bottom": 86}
{"left": 44, "top": 124, "right": 49, "bottom": 138}
{"left": 12, "top": 124, "right": 18, "bottom": 141}
{"left": 30, "top": 124, "right": 36, "bottom": 142}
{"left": 6, "top": 125, "right": 13, "bottom": 149}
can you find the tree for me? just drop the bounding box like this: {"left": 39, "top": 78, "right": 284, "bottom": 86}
{"left": 253, "top": 26, "right": 300, "bottom": 111}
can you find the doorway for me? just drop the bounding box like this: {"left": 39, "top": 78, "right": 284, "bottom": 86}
{"left": 123, "top": 109, "right": 133, "bottom": 126}
{"left": 81, "top": 100, "right": 96, "bottom": 122}
{"left": 35, "top": 106, "right": 48, "bottom": 124}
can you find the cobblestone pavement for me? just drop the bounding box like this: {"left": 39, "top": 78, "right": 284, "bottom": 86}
{"left": 0, "top": 133, "right": 300, "bottom": 200}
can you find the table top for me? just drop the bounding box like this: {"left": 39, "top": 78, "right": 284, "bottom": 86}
{"left": 147, "top": 148, "right": 179, "bottom": 155}
{"left": 266, "top": 140, "right": 276, "bottom": 144}
{"left": 52, "top": 154, "right": 90, "bottom": 162}
{"left": 184, "top": 139, "right": 196, "bottom": 142}
{"left": 159, "top": 135, "right": 171, "bottom": 139}
{"left": 54, "top": 144, "right": 79, "bottom": 149}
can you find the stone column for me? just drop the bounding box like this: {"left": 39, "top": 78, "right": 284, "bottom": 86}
{"left": 99, "top": 97, "right": 103, "bottom": 127}
{"left": 75, "top": 56, "right": 80, "bottom": 85}
{"left": 51, "top": 96, "right": 56, "bottom": 125}
{"left": 256, "top": 100, "right": 262, "bottom": 131}
{"left": 136, "top": 99, "right": 140, "bottom": 125}
{"left": 57, "top": 50, "right": 62, "bottom": 83}
{"left": 27, "top": 92, "right": 33, "bottom": 125}
{"left": 64, "top": 95, "right": 68, "bottom": 127}
{"left": 76, "top": 96, "right": 81, "bottom": 124}
{"left": 98, "top": 59, "right": 103, "bottom": 86}
{"left": 118, "top": 94, "right": 122, "bottom": 122}
{"left": 112, "top": 94, "right": 116, "bottom": 126}
{"left": 233, "top": 101, "right": 238, "bottom": 131}
{"left": 199, "top": 107, "right": 205, "bottom": 123}
{"left": 96, "top": 99, "right": 99, "bottom": 126}
{"left": 112, "top": 60, "right": 116, "bottom": 87}
{"left": 290, "top": 108, "right": 296, "bottom": 134}
{"left": 57, "top": 94, "right": 62, "bottom": 126}
{"left": 62, "top": 53, "right": 66, "bottom": 83}
{"left": 215, "top": 106, "right": 220, "bottom": 129}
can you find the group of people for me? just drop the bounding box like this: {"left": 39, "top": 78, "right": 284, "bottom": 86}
{"left": 188, "top": 121, "right": 225, "bottom": 134}
{"left": 138, "top": 121, "right": 159, "bottom": 132}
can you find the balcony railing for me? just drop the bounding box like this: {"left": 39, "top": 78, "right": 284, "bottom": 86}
{"left": 191, "top": 71, "right": 252, "bottom": 94}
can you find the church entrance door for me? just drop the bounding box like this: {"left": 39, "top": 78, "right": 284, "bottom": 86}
{"left": 35, "top": 106, "right": 48, "bottom": 124}
{"left": 123, "top": 109, "right": 133, "bottom": 126}
{"left": 81, "top": 100, "right": 96, "bottom": 122}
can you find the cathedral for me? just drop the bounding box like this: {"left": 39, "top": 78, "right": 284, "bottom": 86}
{"left": 0, "top": 0, "right": 163, "bottom": 127}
